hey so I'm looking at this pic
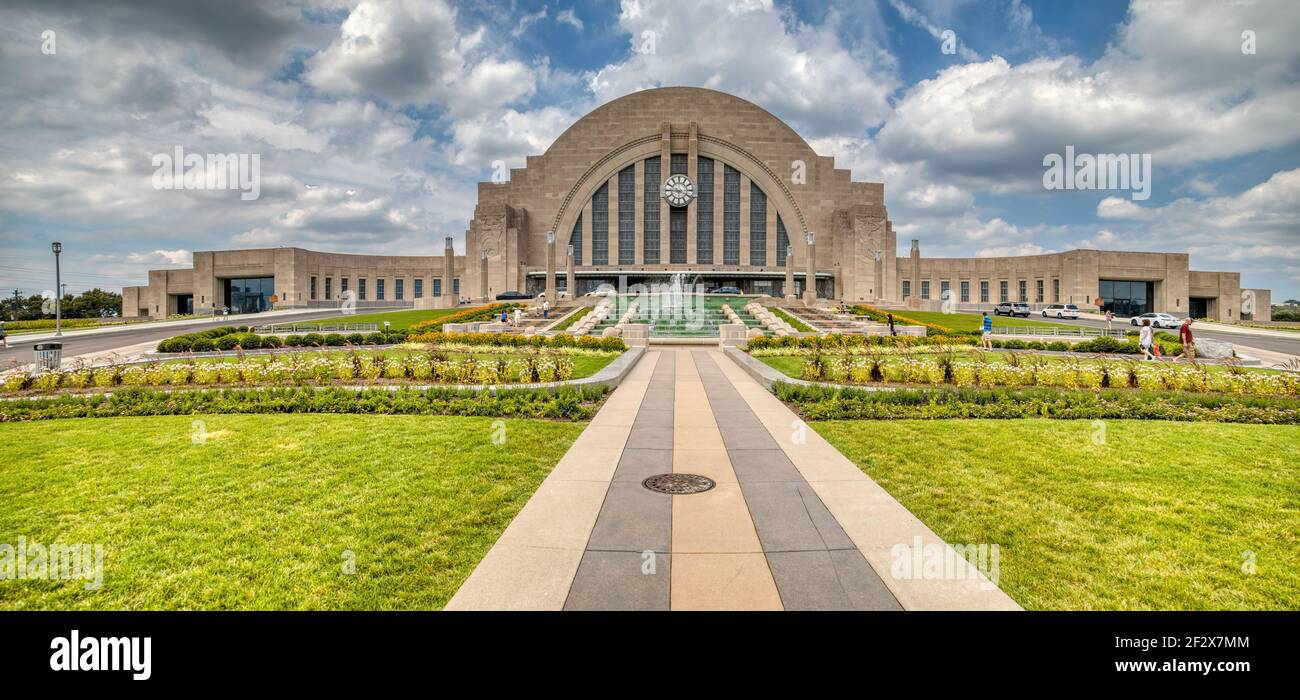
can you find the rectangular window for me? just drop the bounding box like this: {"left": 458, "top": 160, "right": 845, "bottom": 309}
{"left": 376, "top": 278, "right": 385, "bottom": 301}
{"left": 921, "top": 281, "right": 931, "bottom": 300}
{"left": 902, "top": 280, "right": 911, "bottom": 299}
{"left": 1035, "top": 279, "right": 1044, "bottom": 303}
{"left": 980, "top": 280, "right": 989, "bottom": 303}
{"left": 571, "top": 213, "right": 583, "bottom": 266}
{"left": 1018, "top": 280, "right": 1027, "bottom": 302}
{"left": 776, "top": 215, "right": 789, "bottom": 267}
{"left": 414, "top": 278, "right": 423, "bottom": 299}
{"left": 670, "top": 208, "right": 687, "bottom": 264}
{"left": 941, "top": 280, "right": 950, "bottom": 300}
{"left": 358, "top": 278, "right": 367, "bottom": 301}
{"left": 670, "top": 153, "right": 688, "bottom": 175}
{"left": 341, "top": 278, "right": 349, "bottom": 296}
{"left": 395, "top": 278, "right": 404, "bottom": 301}
{"left": 960, "top": 280, "right": 970, "bottom": 303}
{"left": 749, "top": 182, "right": 766, "bottom": 266}
{"left": 1052, "top": 278, "right": 1060, "bottom": 303}
{"left": 618, "top": 165, "right": 635, "bottom": 265}
{"left": 696, "top": 159, "right": 714, "bottom": 264}
{"left": 223, "top": 277, "right": 275, "bottom": 314}
{"left": 310, "top": 276, "right": 317, "bottom": 300}
{"left": 723, "top": 165, "right": 740, "bottom": 265}
{"left": 591, "top": 182, "right": 609, "bottom": 265}
{"left": 453, "top": 279, "right": 459, "bottom": 297}
{"left": 999, "top": 281, "right": 1008, "bottom": 302}
{"left": 433, "top": 279, "right": 441, "bottom": 297}
{"left": 642, "top": 157, "right": 660, "bottom": 264}
{"left": 325, "top": 277, "right": 332, "bottom": 301}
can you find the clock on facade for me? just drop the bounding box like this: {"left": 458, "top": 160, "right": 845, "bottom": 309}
{"left": 661, "top": 174, "right": 695, "bottom": 207}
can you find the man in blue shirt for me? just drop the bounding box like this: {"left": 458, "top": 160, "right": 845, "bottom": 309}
{"left": 981, "top": 311, "right": 993, "bottom": 349}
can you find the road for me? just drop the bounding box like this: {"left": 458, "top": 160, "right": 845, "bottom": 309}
{"left": 0, "top": 309, "right": 348, "bottom": 364}
{"left": 1033, "top": 315, "right": 1300, "bottom": 356}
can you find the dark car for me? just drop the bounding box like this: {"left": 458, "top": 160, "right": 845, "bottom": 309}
{"left": 495, "top": 291, "right": 533, "bottom": 301}
{"left": 994, "top": 302, "right": 1031, "bottom": 317}
{"left": 710, "top": 286, "right": 741, "bottom": 295}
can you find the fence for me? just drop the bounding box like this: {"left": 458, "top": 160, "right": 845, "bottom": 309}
{"left": 993, "top": 326, "right": 1128, "bottom": 338}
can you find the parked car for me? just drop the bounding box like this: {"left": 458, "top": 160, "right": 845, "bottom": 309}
{"left": 710, "top": 286, "right": 741, "bottom": 295}
{"left": 994, "top": 302, "right": 1031, "bottom": 317}
{"left": 1130, "top": 312, "right": 1180, "bottom": 328}
{"left": 495, "top": 291, "right": 533, "bottom": 301}
{"left": 1041, "top": 303, "right": 1080, "bottom": 319}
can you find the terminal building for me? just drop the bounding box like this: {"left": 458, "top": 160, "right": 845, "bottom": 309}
{"left": 122, "top": 87, "right": 1270, "bottom": 323}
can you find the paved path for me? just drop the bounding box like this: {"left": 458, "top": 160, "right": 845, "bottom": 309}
{"left": 447, "top": 347, "right": 1019, "bottom": 611}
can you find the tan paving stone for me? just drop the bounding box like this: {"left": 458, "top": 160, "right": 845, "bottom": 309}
{"left": 672, "top": 447, "right": 738, "bottom": 483}
{"left": 569, "top": 424, "right": 633, "bottom": 451}
{"left": 547, "top": 447, "right": 623, "bottom": 482}
{"left": 444, "top": 544, "right": 584, "bottom": 611}
{"left": 672, "top": 483, "right": 762, "bottom": 553}
{"left": 670, "top": 553, "right": 783, "bottom": 610}
{"left": 673, "top": 424, "right": 725, "bottom": 450}
{"left": 496, "top": 479, "right": 611, "bottom": 550}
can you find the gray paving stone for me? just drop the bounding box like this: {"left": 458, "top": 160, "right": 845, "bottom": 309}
{"left": 633, "top": 409, "right": 675, "bottom": 429}
{"left": 726, "top": 448, "right": 803, "bottom": 482}
{"left": 586, "top": 481, "right": 672, "bottom": 552}
{"left": 625, "top": 423, "right": 674, "bottom": 450}
{"left": 719, "top": 425, "right": 780, "bottom": 450}
{"left": 766, "top": 551, "right": 852, "bottom": 611}
{"left": 798, "top": 483, "right": 857, "bottom": 550}
{"left": 740, "top": 481, "right": 832, "bottom": 552}
{"left": 829, "top": 549, "right": 903, "bottom": 611}
{"left": 564, "top": 551, "right": 671, "bottom": 611}
{"left": 638, "top": 392, "right": 675, "bottom": 411}
{"left": 613, "top": 448, "right": 673, "bottom": 482}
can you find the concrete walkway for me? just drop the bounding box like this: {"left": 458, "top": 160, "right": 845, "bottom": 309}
{"left": 447, "top": 347, "right": 1019, "bottom": 611}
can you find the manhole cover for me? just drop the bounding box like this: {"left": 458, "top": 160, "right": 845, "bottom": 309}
{"left": 642, "top": 473, "right": 716, "bottom": 495}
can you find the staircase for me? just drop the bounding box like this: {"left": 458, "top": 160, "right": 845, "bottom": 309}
{"left": 589, "top": 296, "right": 765, "bottom": 338}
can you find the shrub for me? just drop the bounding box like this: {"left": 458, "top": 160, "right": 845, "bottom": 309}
{"left": 365, "top": 332, "right": 387, "bottom": 345}
{"left": 346, "top": 333, "right": 365, "bottom": 345}
{"left": 285, "top": 335, "right": 304, "bottom": 347}
{"left": 302, "top": 333, "right": 325, "bottom": 347}
{"left": 216, "top": 335, "right": 241, "bottom": 351}
{"left": 325, "top": 333, "right": 346, "bottom": 347}
{"left": 262, "top": 335, "right": 283, "bottom": 348}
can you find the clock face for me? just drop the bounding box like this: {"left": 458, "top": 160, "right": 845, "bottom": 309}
{"left": 662, "top": 174, "right": 695, "bottom": 207}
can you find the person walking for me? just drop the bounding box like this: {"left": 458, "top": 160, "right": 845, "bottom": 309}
{"left": 887, "top": 313, "right": 896, "bottom": 337}
{"left": 1105, "top": 309, "right": 1114, "bottom": 331}
{"left": 0, "top": 319, "right": 7, "bottom": 349}
{"left": 1138, "top": 318, "right": 1155, "bottom": 361}
{"left": 542, "top": 299, "right": 550, "bottom": 319}
{"left": 1174, "top": 317, "right": 1196, "bottom": 364}
{"left": 981, "top": 311, "right": 993, "bottom": 349}
{"left": 513, "top": 307, "right": 523, "bottom": 327}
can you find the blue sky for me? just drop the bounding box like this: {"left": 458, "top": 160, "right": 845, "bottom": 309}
{"left": 1, "top": 0, "right": 1297, "bottom": 299}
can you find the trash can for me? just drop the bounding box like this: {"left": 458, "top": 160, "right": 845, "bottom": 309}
{"left": 34, "top": 342, "right": 63, "bottom": 371}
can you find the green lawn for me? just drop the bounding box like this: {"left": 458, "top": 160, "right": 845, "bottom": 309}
{"left": 0, "top": 414, "right": 585, "bottom": 610}
{"left": 758, "top": 352, "right": 1284, "bottom": 381}
{"left": 889, "top": 310, "right": 1080, "bottom": 332}
{"left": 297, "top": 307, "right": 470, "bottom": 329}
{"left": 815, "top": 419, "right": 1300, "bottom": 610}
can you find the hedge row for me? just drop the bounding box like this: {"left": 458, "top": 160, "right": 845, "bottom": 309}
{"left": 773, "top": 383, "right": 1300, "bottom": 424}
{"left": 850, "top": 304, "right": 962, "bottom": 335}
{"left": 746, "top": 332, "right": 1181, "bottom": 356}
{"left": 0, "top": 385, "right": 608, "bottom": 423}
{"left": 406, "top": 330, "right": 625, "bottom": 351}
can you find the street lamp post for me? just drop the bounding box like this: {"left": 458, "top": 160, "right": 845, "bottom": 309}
{"left": 51, "top": 241, "right": 62, "bottom": 337}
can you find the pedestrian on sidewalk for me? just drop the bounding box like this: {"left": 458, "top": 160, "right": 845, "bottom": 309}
{"left": 981, "top": 311, "right": 993, "bottom": 349}
{"left": 887, "top": 313, "right": 896, "bottom": 337}
{"left": 513, "top": 307, "right": 523, "bottom": 326}
{"left": 1174, "top": 317, "right": 1197, "bottom": 364}
{"left": 542, "top": 299, "right": 550, "bottom": 319}
{"left": 0, "top": 319, "right": 7, "bottom": 348}
{"left": 1139, "top": 319, "right": 1155, "bottom": 361}
{"left": 1105, "top": 309, "right": 1114, "bottom": 331}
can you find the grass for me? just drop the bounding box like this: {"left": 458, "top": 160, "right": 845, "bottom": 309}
{"left": 814, "top": 419, "right": 1300, "bottom": 610}
{"left": 295, "top": 307, "right": 468, "bottom": 329}
{"left": 888, "top": 310, "right": 1081, "bottom": 332}
{"left": 771, "top": 307, "right": 814, "bottom": 332}
{"left": 549, "top": 305, "right": 592, "bottom": 331}
{"left": 158, "top": 348, "right": 619, "bottom": 379}
{"left": 0, "top": 414, "right": 585, "bottom": 609}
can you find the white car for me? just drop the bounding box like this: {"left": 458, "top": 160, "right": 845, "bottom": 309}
{"left": 1041, "top": 303, "right": 1080, "bottom": 319}
{"left": 1130, "top": 312, "right": 1180, "bottom": 329}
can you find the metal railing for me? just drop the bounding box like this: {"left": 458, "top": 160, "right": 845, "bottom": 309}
{"left": 993, "top": 325, "right": 1127, "bottom": 338}
{"left": 252, "top": 322, "right": 380, "bottom": 333}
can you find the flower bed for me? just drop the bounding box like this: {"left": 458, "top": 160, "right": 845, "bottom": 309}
{"left": 773, "top": 383, "right": 1300, "bottom": 424}
{"left": 406, "top": 330, "right": 625, "bottom": 351}
{"left": 793, "top": 354, "right": 1298, "bottom": 397}
{"left": 408, "top": 303, "right": 521, "bottom": 332}
{"left": 3, "top": 351, "right": 587, "bottom": 395}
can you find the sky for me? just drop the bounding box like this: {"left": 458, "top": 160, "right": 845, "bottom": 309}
{"left": 1, "top": 0, "right": 1297, "bottom": 300}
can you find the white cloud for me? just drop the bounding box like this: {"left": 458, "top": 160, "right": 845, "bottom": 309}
{"left": 556, "top": 8, "right": 584, "bottom": 31}
{"left": 125, "top": 250, "right": 194, "bottom": 265}
{"left": 1096, "top": 196, "right": 1153, "bottom": 220}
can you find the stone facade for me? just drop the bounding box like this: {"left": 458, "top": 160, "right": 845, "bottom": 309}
{"left": 123, "top": 87, "right": 1266, "bottom": 323}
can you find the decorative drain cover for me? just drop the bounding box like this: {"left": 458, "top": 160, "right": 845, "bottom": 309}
{"left": 642, "top": 473, "right": 716, "bottom": 495}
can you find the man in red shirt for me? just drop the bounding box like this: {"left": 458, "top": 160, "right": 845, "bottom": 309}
{"left": 1174, "top": 318, "right": 1196, "bottom": 364}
